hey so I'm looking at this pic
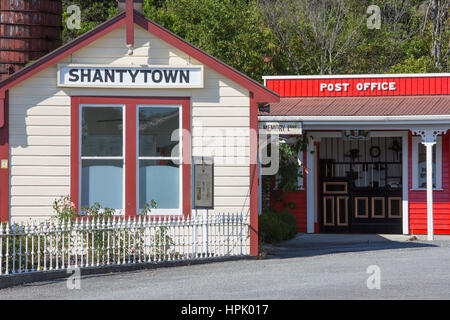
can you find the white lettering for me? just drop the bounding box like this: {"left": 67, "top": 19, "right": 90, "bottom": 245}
{"left": 328, "top": 83, "right": 334, "bottom": 91}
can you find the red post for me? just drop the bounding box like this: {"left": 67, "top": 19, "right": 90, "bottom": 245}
{"left": 125, "top": 103, "right": 137, "bottom": 217}
{"left": 70, "top": 96, "right": 80, "bottom": 212}
{"left": 249, "top": 93, "right": 259, "bottom": 256}
{"left": 0, "top": 90, "right": 9, "bottom": 222}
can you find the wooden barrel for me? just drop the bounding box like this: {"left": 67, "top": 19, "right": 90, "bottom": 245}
{"left": 0, "top": 0, "right": 62, "bottom": 79}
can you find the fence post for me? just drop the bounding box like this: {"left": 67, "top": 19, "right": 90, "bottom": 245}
{"left": 203, "top": 211, "right": 208, "bottom": 257}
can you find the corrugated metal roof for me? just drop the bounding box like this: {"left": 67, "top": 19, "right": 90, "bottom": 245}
{"left": 259, "top": 96, "right": 450, "bottom": 117}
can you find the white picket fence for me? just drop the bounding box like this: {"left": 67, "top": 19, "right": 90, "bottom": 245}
{"left": 0, "top": 213, "right": 250, "bottom": 275}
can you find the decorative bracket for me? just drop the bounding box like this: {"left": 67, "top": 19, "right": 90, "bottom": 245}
{"left": 412, "top": 129, "right": 447, "bottom": 144}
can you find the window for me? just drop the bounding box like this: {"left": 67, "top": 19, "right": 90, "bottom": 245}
{"left": 412, "top": 135, "right": 442, "bottom": 189}
{"left": 74, "top": 98, "right": 189, "bottom": 216}
{"left": 138, "top": 105, "right": 182, "bottom": 213}
{"left": 80, "top": 105, "right": 125, "bottom": 212}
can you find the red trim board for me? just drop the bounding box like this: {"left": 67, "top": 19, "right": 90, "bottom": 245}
{"left": 126, "top": 0, "right": 134, "bottom": 46}
{"left": 249, "top": 93, "right": 258, "bottom": 255}
{"left": 70, "top": 96, "right": 191, "bottom": 218}
{"left": 0, "top": 90, "right": 9, "bottom": 221}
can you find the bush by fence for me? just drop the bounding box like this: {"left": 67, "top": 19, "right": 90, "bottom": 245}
{"left": 258, "top": 209, "right": 298, "bottom": 244}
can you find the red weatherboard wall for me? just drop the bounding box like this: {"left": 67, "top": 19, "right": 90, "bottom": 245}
{"left": 266, "top": 76, "right": 449, "bottom": 97}
{"left": 272, "top": 150, "right": 307, "bottom": 232}
{"left": 409, "top": 132, "right": 450, "bottom": 234}
{"left": 272, "top": 192, "right": 307, "bottom": 232}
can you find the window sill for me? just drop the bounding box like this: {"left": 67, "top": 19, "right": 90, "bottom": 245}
{"left": 410, "top": 188, "right": 444, "bottom": 191}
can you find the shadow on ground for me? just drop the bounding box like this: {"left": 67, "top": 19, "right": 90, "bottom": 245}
{"left": 263, "top": 233, "right": 439, "bottom": 259}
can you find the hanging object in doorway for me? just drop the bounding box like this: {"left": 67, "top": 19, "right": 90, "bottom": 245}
{"left": 344, "top": 148, "right": 361, "bottom": 160}
{"left": 370, "top": 146, "right": 381, "bottom": 158}
{"left": 389, "top": 139, "right": 402, "bottom": 160}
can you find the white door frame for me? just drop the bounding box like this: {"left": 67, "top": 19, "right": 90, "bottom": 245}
{"left": 305, "top": 130, "right": 409, "bottom": 234}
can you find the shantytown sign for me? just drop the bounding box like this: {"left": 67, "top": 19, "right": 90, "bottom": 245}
{"left": 58, "top": 64, "right": 204, "bottom": 88}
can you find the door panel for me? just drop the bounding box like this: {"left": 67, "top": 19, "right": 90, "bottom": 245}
{"left": 319, "top": 160, "right": 402, "bottom": 234}
{"left": 336, "top": 196, "right": 349, "bottom": 226}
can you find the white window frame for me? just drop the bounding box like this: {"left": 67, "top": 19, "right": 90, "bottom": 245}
{"left": 136, "top": 104, "right": 183, "bottom": 215}
{"left": 79, "top": 104, "right": 126, "bottom": 215}
{"left": 411, "top": 135, "right": 442, "bottom": 190}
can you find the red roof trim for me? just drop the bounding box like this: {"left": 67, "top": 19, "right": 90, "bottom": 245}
{"left": 0, "top": 11, "right": 279, "bottom": 104}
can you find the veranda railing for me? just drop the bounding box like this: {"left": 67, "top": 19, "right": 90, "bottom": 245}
{"left": 0, "top": 213, "right": 249, "bottom": 275}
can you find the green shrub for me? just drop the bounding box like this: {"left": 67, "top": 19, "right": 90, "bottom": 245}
{"left": 258, "top": 209, "right": 298, "bottom": 244}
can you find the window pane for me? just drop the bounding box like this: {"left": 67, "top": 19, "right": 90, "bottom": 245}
{"left": 81, "top": 160, "right": 123, "bottom": 209}
{"left": 139, "top": 160, "right": 180, "bottom": 209}
{"left": 418, "top": 143, "right": 436, "bottom": 188}
{"left": 139, "top": 107, "right": 179, "bottom": 157}
{"left": 82, "top": 107, "right": 123, "bottom": 157}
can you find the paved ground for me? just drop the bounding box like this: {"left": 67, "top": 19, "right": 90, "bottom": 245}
{"left": 1, "top": 233, "right": 450, "bottom": 299}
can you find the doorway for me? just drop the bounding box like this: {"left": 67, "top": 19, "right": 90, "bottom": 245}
{"left": 318, "top": 136, "right": 403, "bottom": 233}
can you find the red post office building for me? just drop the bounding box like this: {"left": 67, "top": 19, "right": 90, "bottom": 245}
{"left": 260, "top": 74, "right": 450, "bottom": 239}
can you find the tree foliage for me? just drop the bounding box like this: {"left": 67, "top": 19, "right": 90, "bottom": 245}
{"left": 61, "top": 0, "right": 449, "bottom": 79}
{"left": 62, "top": 0, "right": 118, "bottom": 43}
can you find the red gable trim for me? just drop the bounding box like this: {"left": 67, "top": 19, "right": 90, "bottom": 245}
{"left": 126, "top": 0, "right": 134, "bottom": 46}
{"left": 0, "top": 13, "right": 126, "bottom": 93}
{"left": 0, "top": 11, "right": 278, "bottom": 104}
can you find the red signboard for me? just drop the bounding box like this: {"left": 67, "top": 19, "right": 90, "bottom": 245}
{"left": 266, "top": 75, "right": 450, "bottom": 97}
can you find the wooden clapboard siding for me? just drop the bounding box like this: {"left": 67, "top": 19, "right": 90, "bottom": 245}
{"left": 409, "top": 132, "right": 450, "bottom": 234}
{"left": 9, "top": 24, "right": 251, "bottom": 220}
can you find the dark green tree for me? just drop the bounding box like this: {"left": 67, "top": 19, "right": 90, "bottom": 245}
{"left": 62, "top": 0, "right": 118, "bottom": 43}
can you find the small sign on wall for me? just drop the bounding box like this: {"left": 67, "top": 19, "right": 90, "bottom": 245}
{"left": 193, "top": 157, "right": 214, "bottom": 209}
{"left": 258, "top": 121, "right": 302, "bottom": 135}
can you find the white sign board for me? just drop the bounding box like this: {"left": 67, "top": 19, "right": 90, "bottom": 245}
{"left": 58, "top": 64, "right": 204, "bottom": 88}
{"left": 258, "top": 121, "right": 302, "bottom": 135}
{"left": 193, "top": 157, "right": 214, "bottom": 209}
